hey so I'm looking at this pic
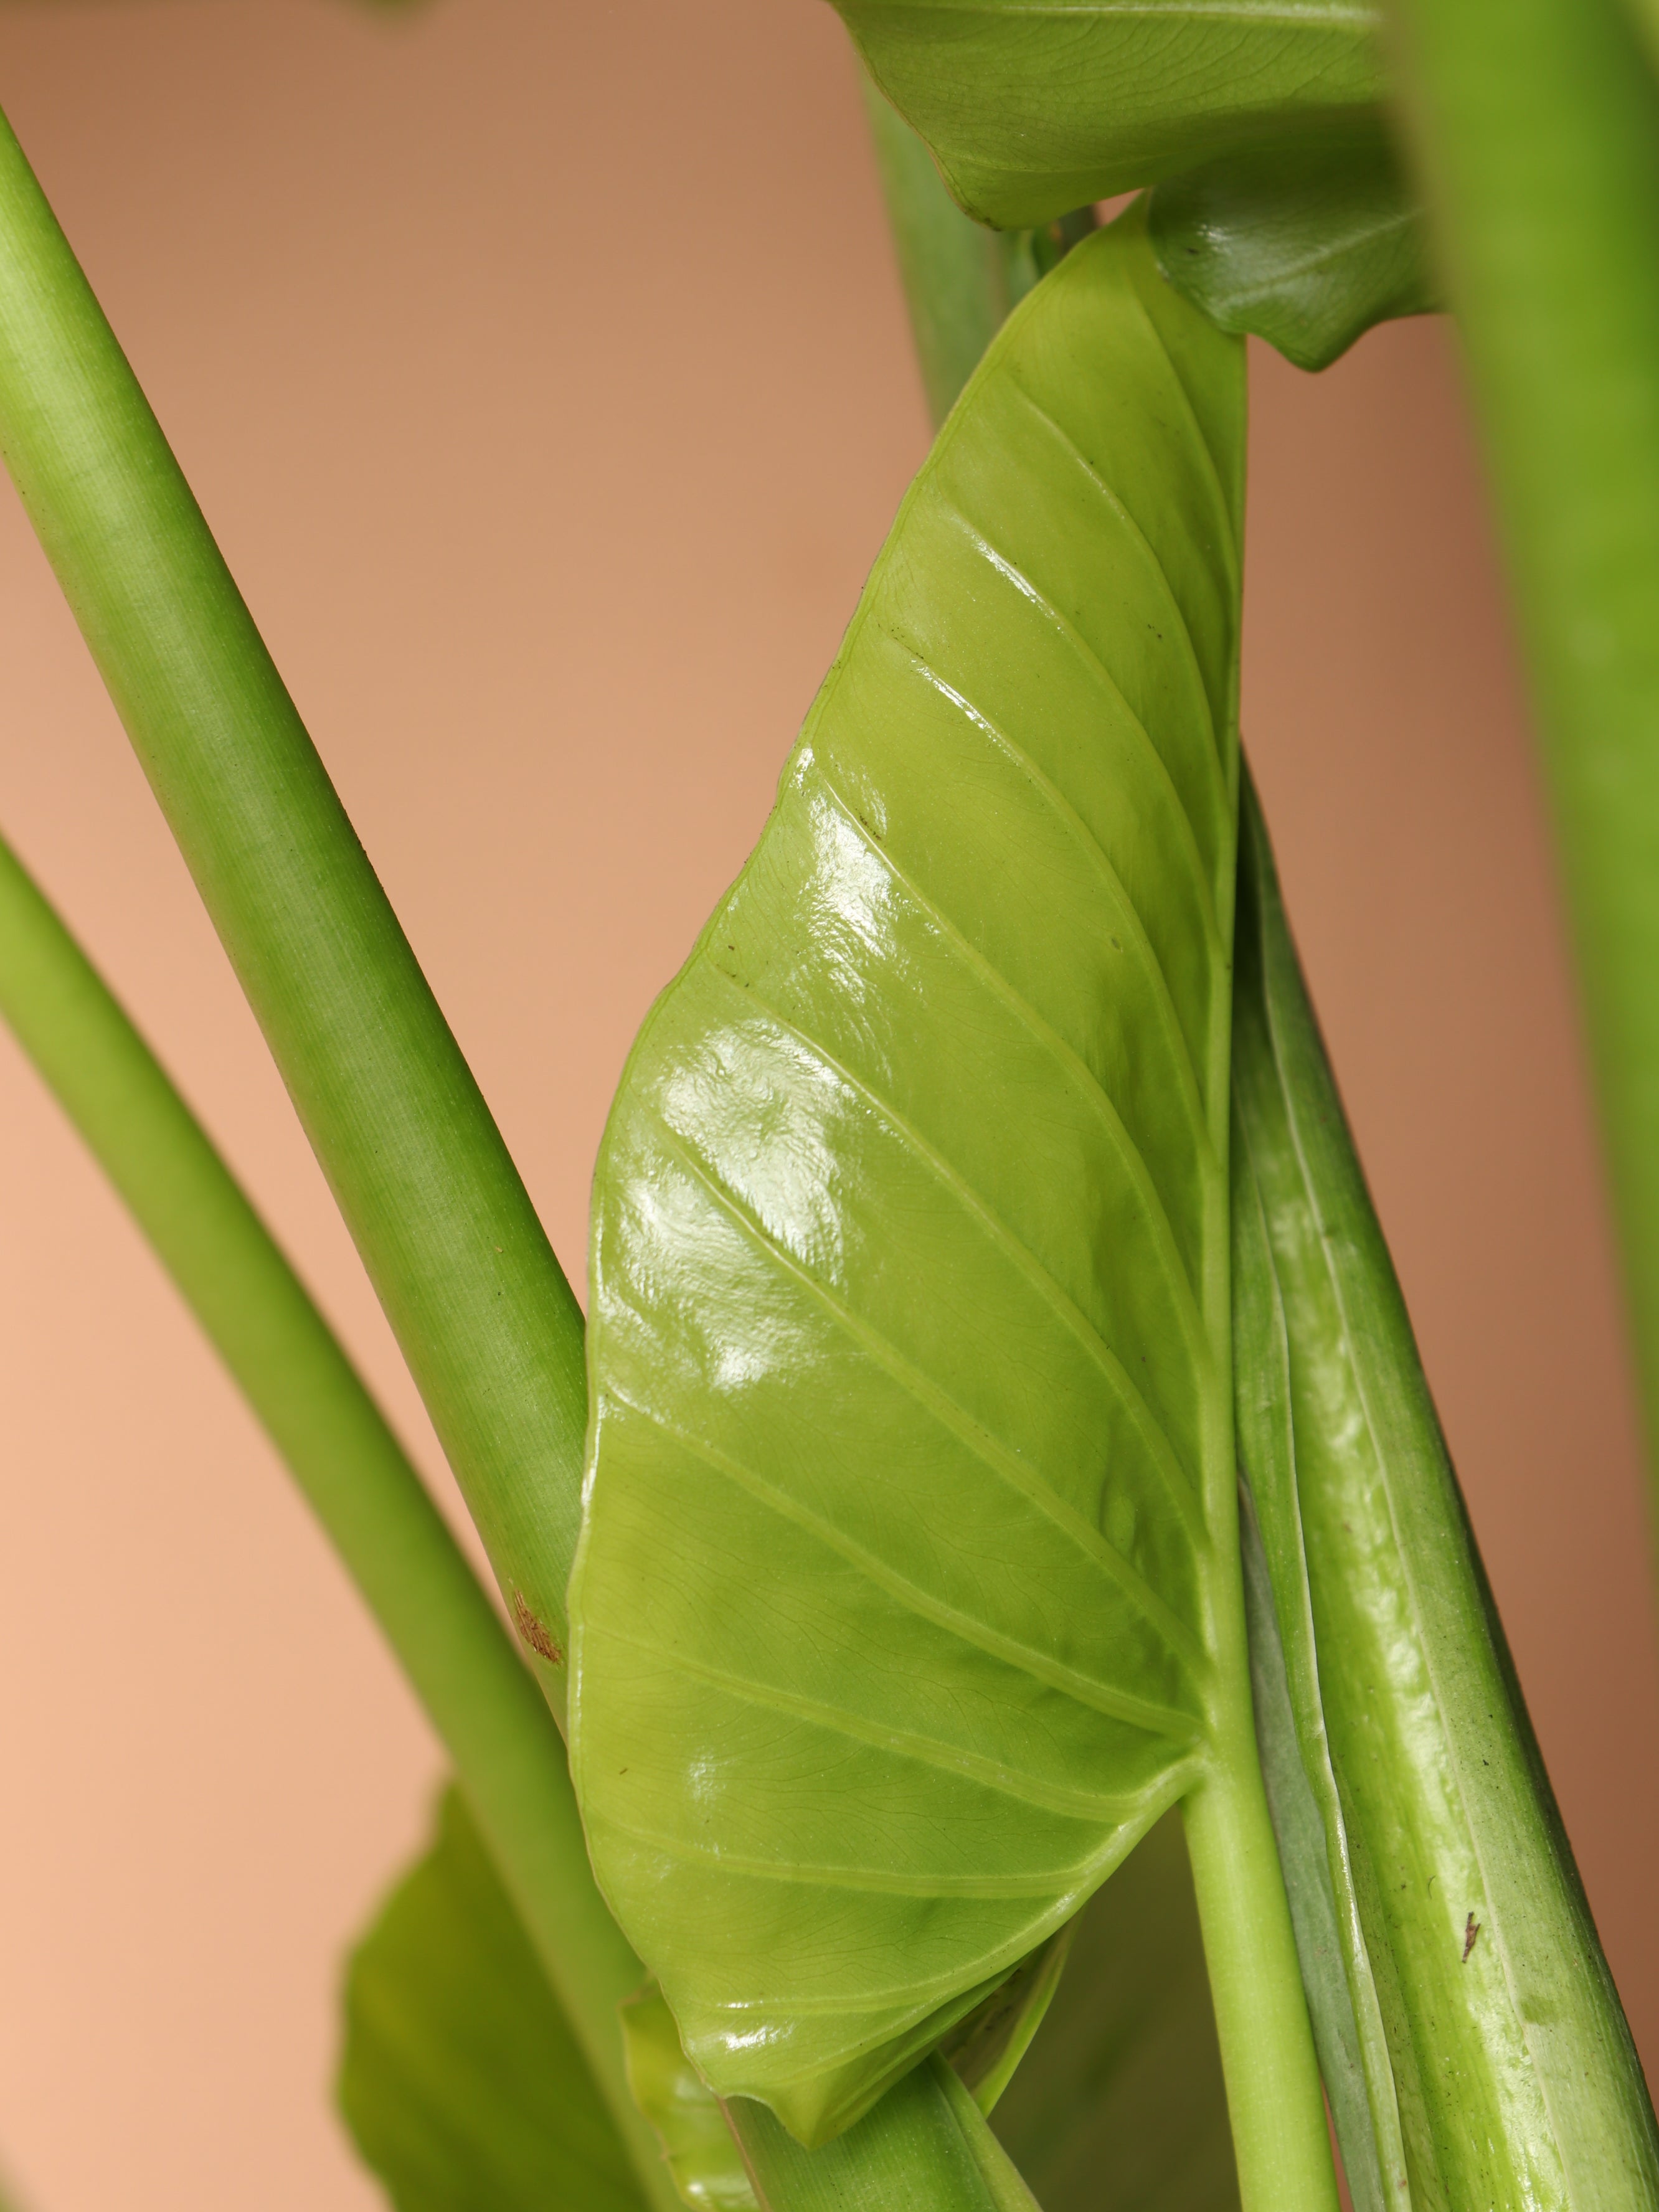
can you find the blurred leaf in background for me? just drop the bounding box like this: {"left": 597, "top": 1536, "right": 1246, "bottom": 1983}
{"left": 339, "top": 1790, "right": 650, "bottom": 2212}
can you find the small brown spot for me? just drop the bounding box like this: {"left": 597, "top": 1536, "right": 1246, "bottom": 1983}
{"left": 1462, "top": 1912, "right": 1481, "bottom": 1963}
{"left": 512, "top": 1589, "right": 564, "bottom": 1666}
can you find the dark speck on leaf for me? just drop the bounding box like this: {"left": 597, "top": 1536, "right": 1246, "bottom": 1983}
{"left": 1463, "top": 1913, "right": 1482, "bottom": 1963}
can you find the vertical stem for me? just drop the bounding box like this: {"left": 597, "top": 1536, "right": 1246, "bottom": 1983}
{"left": 0, "top": 831, "right": 681, "bottom": 2212}
{"left": 1184, "top": 1711, "right": 1342, "bottom": 2212}
{"left": 0, "top": 103, "right": 586, "bottom": 1685}
{"left": 1389, "top": 0, "right": 1659, "bottom": 1553}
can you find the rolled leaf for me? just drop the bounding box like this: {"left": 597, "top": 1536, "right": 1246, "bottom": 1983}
{"left": 1231, "top": 779, "right": 1659, "bottom": 2209}
{"left": 569, "top": 204, "right": 1247, "bottom": 2145}
{"left": 1148, "top": 121, "right": 1440, "bottom": 372}
{"left": 835, "top": 0, "right": 1386, "bottom": 228}
{"left": 339, "top": 1789, "right": 649, "bottom": 2212}
{"left": 1236, "top": 1490, "right": 1398, "bottom": 2212}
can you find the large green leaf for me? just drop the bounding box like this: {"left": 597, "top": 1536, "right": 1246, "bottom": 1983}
{"left": 338, "top": 1789, "right": 651, "bottom": 2212}
{"left": 835, "top": 0, "right": 1386, "bottom": 228}
{"left": 1148, "top": 121, "right": 1439, "bottom": 372}
{"left": 568, "top": 204, "right": 1249, "bottom": 2146}
{"left": 1231, "top": 782, "right": 1659, "bottom": 2208}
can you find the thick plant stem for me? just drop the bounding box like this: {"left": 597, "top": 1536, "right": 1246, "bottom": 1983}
{"left": 1184, "top": 1742, "right": 1341, "bottom": 2212}
{"left": 0, "top": 831, "right": 679, "bottom": 2212}
{"left": 0, "top": 105, "right": 585, "bottom": 1688}
{"left": 1389, "top": 0, "right": 1659, "bottom": 1556}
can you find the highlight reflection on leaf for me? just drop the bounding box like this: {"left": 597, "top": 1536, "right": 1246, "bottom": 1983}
{"left": 570, "top": 206, "right": 1245, "bottom": 2147}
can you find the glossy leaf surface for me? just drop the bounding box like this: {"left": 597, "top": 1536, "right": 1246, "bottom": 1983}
{"left": 339, "top": 1789, "right": 648, "bottom": 2212}
{"left": 1231, "top": 782, "right": 1659, "bottom": 2210}
{"left": 570, "top": 207, "right": 1245, "bottom": 2145}
{"left": 1149, "top": 121, "right": 1439, "bottom": 372}
{"left": 836, "top": 0, "right": 1386, "bottom": 227}
{"left": 991, "top": 1808, "right": 1237, "bottom": 2212}
{"left": 621, "top": 1816, "right": 1234, "bottom": 2212}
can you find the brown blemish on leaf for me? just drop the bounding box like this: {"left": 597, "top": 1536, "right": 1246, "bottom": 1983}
{"left": 1462, "top": 1912, "right": 1481, "bottom": 1963}
{"left": 511, "top": 1589, "right": 564, "bottom": 1666}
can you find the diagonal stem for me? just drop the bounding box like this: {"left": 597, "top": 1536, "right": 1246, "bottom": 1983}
{"left": 0, "top": 103, "right": 587, "bottom": 1691}
{"left": 0, "top": 827, "right": 680, "bottom": 2212}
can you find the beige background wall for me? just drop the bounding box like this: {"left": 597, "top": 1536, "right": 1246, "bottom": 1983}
{"left": 0, "top": 1, "right": 1653, "bottom": 2205}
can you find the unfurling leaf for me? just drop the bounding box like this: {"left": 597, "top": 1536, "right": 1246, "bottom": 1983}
{"left": 568, "top": 204, "right": 1245, "bottom": 2146}
{"left": 834, "top": 0, "right": 1385, "bottom": 227}
{"left": 1149, "top": 121, "right": 1440, "bottom": 372}
{"left": 338, "top": 1789, "right": 648, "bottom": 2212}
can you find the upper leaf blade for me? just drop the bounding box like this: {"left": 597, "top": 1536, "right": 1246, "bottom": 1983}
{"left": 836, "top": 0, "right": 1386, "bottom": 227}
{"left": 569, "top": 206, "right": 1244, "bottom": 2146}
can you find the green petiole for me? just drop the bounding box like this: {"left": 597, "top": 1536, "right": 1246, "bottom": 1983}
{"left": 0, "top": 826, "right": 679, "bottom": 2212}
{"left": 1391, "top": 0, "right": 1659, "bottom": 1547}
{"left": 0, "top": 103, "right": 587, "bottom": 1692}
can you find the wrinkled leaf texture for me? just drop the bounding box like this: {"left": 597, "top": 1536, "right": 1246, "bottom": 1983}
{"left": 338, "top": 1789, "right": 647, "bottom": 2212}
{"left": 838, "top": 0, "right": 1386, "bottom": 229}
{"left": 569, "top": 205, "right": 1245, "bottom": 2147}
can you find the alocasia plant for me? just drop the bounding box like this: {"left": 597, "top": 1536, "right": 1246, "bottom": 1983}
{"left": 0, "top": 2, "right": 1657, "bottom": 2209}
{"left": 564, "top": 204, "right": 1346, "bottom": 2201}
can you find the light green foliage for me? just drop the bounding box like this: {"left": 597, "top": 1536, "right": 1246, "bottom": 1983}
{"left": 622, "top": 1817, "right": 1234, "bottom": 2212}
{"left": 622, "top": 1985, "right": 759, "bottom": 2211}
{"left": 340, "top": 1790, "right": 649, "bottom": 2212}
{"left": 836, "top": 0, "right": 1385, "bottom": 228}
{"left": 991, "top": 1810, "right": 1237, "bottom": 2212}
{"left": 1232, "top": 782, "right": 1659, "bottom": 2210}
{"left": 569, "top": 207, "right": 1255, "bottom": 2146}
{"left": 1148, "top": 121, "right": 1439, "bottom": 372}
